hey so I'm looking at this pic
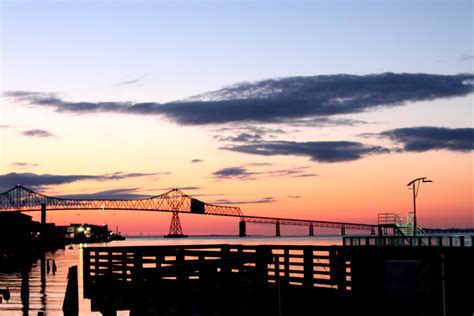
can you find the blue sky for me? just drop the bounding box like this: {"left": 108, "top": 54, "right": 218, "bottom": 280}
{"left": 2, "top": 1, "right": 472, "bottom": 102}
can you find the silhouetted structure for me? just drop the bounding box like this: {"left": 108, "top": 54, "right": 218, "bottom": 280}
{"left": 0, "top": 185, "right": 377, "bottom": 236}
{"left": 164, "top": 211, "right": 187, "bottom": 238}
{"left": 63, "top": 266, "right": 79, "bottom": 316}
{"left": 83, "top": 243, "right": 473, "bottom": 316}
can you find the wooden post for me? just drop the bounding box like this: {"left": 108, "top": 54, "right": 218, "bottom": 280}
{"left": 133, "top": 251, "right": 143, "bottom": 283}
{"left": 221, "top": 245, "right": 231, "bottom": 276}
{"left": 121, "top": 251, "right": 127, "bottom": 282}
{"left": 83, "top": 250, "right": 91, "bottom": 297}
{"left": 107, "top": 251, "right": 113, "bottom": 275}
{"left": 284, "top": 248, "right": 290, "bottom": 286}
{"left": 303, "top": 248, "right": 313, "bottom": 288}
{"left": 63, "top": 266, "right": 79, "bottom": 316}
{"left": 256, "top": 246, "right": 270, "bottom": 282}
{"left": 176, "top": 249, "right": 185, "bottom": 281}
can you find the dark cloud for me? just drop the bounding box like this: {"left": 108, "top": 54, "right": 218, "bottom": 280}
{"left": 217, "top": 132, "right": 264, "bottom": 143}
{"left": 460, "top": 55, "right": 474, "bottom": 62}
{"left": 211, "top": 197, "right": 275, "bottom": 205}
{"left": 22, "top": 129, "right": 55, "bottom": 137}
{"left": 5, "top": 73, "right": 473, "bottom": 125}
{"left": 212, "top": 167, "right": 252, "bottom": 180}
{"left": 223, "top": 141, "right": 389, "bottom": 163}
{"left": 0, "top": 172, "right": 166, "bottom": 191}
{"left": 59, "top": 188, "right": 152, "bottom": 199}
{"left": 11, "top": 162, "right": 39, "bottom": 168}
{"left": 211, "top": 165, "right": 315, "bottom": 180}
{"left": 379, "top": 127, "right": 474, "bottom": 152}
{"left": 190, "top": 159, "right": 203, "bottom": 163}
{"left": 213, "top": 126, "right": 286, "bottom": 143}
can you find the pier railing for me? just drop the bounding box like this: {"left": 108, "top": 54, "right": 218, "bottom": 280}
{"left": 82, "top": 244, "right": 473, "bottom": 315}
{"left": 83, "top": 244, "right": 351, "bottom": 299}
{"left": 343, "top": 235, "right": 474, "bottom": 247}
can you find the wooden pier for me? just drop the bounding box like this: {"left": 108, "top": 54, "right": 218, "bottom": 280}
{"left": 83, "top": 244, "right": 473, "bottom": 316}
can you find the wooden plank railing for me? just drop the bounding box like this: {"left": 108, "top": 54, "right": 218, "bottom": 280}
{"left": 343, "top": 235, "right": 474, "bottom": 247}
{"left": 83, "top": 244, "right": 352, "bottom": 298}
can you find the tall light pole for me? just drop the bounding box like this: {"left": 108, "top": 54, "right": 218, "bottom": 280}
{"left": 407, "top": 177, "right": 433, "bottom": 237}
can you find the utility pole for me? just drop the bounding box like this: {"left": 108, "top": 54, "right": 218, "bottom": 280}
{"left": 407, "top": 177, "right": 433, "bottom": 237}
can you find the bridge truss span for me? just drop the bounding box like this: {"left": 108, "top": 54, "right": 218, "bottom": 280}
{"left": 241, "top": 215, "right": 375, "bottom": 231}
{"left": 0, "top": 185, "right": 376, "bottom": 233}
{"left": 0, "top": 185, "right": 242, "bottom": 217}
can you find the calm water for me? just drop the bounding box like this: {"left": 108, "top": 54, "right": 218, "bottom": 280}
{"left": 0, "top": 236, "right": 341, "bottom": 315}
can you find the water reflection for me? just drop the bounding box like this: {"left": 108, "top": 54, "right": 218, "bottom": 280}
{"left": 21, "top": 266, "right": 29, "bottom": 315}
{"left": 1, "top": 236, "right": 340, "bottom": 315}
{"left": 40, "top": 254, "right": 46, "bottom": 314}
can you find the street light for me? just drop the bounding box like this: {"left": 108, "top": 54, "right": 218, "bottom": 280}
{"left": 407, "top": 177, "right": 433, "bottom": 237}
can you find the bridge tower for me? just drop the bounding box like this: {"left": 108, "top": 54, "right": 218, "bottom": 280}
{"left": 165, "top": 211, "right": 188, "bottom": 238}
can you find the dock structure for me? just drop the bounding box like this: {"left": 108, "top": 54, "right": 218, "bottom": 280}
{"left": 83, "top": 243, "right": 473, "bottom": 316}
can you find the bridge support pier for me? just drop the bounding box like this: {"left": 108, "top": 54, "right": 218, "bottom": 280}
{"left": 239, "top": 220, "right": 247, "bottom": 237}
{"left": 309, "top": 224, "right": 314, "bottom": 236}
{"left": 371, "top": 226, "right": 376, "bottom": 235}
{"left": 340, "top": 225, "right": 346, "bottom": 236}
{"left": 41, "top": 202, "right": 46, "bottom": 227}
{"left": 41, "top": 203, "right": 46, "bottom": 243}
{"left": 275, "top": 222, "right": 281, "bottom": 237}
{"left": 378, "top": 226, "right": 383, "bottom": 236}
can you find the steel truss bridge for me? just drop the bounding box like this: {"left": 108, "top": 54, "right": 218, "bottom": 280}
{"left": 0, "top": 185, "right": 376, "bottom": 236}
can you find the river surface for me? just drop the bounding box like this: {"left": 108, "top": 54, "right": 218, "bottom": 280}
{"left": 0, "top": 236, "right": 342, "bottom": 315}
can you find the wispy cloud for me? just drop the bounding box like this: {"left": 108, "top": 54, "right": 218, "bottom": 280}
{"left": 211, "top": 165, "right": 316, "bottom": 180}
{"left": 213, "top": 126, "right": 286, "bottom": 143}
{"left": 190, "top": 159, "right": 203, "bottom": 163}
{"left": 459, "top": 54, "right": 474, "bottom": 62}
{"left": 11, "top": 162, "right": 39, "bottom": 169}
{"left": 114, "top": 75, "right": 147, "bottom": 86}
{"left": 5, "top": 73, "right": 473, "bottom": 125}
{"left": 22, "top": 129, "right": 55, "bottom": 137}
{"left": 0, "top": 125, "right": 11, "bottom": 129}
{"left": 158, "top": 186, "right": 202, "bottom": 191}
{"left": 211, "top": 197, "right": 275, "bottom": 205}
{"left": 59, "top": 187, "right": 152, "bottom": 199}
{"left": 223, "top": 141, "right": 389, "bottom": 163}
{"left": 288, "top": 195, "right": 301, "bottom": 199}
{"left": 0, "top": 171, "right": 168, "bottom": 191}
{"left": 379, "top": 127, "right": 474, "bottom": 152}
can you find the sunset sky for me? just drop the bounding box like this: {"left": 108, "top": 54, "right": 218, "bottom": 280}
{"left": 0, "top": 1, "right": 472, "bottom": 235}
